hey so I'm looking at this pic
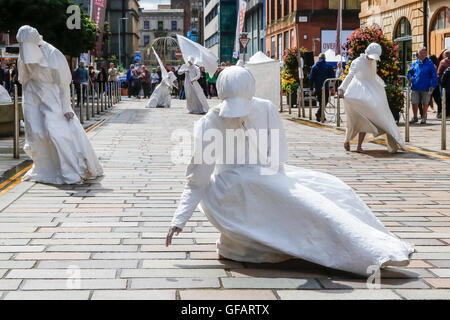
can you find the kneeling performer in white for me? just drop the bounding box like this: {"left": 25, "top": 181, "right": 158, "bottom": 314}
{"left": 17, "top": 25, "right": 103, "bottom": 184}
{"left": 166, "top": 66, "right": 413, "bottom": 277}
{"left": 338, "top": 43, "right": 407, "bottom": 153}
{"left": 146, "top": 48, "right": 178, "bottom": 108}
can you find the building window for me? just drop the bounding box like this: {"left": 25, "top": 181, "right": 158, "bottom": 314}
{"left": 284, "top": 31, "right": 289, "bottom": 50}
{"left": 144, "top": 21, "right": 150, "bottom": 30}
{"left": 329, "top": 0, "right": 360, "bottom": 10}
{"left": 172, "top": 21, "right": 177, "bottom": 30}
{"left": 432, "top": 7, "right": 450, "bottom": 31}
{"left": 205, "top": 32, "right": 219, "bottom": 48}
{"left": 271, "top": 36, "right": 276, "bottom": 59}
{"left": 144, "top": 35, "right": 150, "bottom": 46}
{"left": 158, "top": 21, "right": 163, "bottom": 31}
{"left": 278, "top": 34, "right": 282, "bottom": 60}
{"left": 394, "top": 17, "right": 412, "bottom": 76}
{"left": 205, "top": 4, "right": 219, "bottom": 26}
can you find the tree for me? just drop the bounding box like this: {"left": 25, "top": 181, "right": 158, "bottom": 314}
{"left": 0, "top": 0, "right": 98, "bottom": 58}
{"left": 342, "top": 26, "right": 404, "bottom": 121}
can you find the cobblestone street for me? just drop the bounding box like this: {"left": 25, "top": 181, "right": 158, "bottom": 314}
{"left": 0, "top": 98, "right": 450, "bottom": 300}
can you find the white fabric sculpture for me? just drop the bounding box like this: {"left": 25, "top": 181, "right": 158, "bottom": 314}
{"left": 0, "top": 85, "right": 12, "bottom": 104}
{"left": 178, "top": 56, "right": 209, "bottom": 114}
{"left": 146, "top": 48, "right": 178, "bottom": 108}
{"left": 169, "top": 66, "right": 413, "bottom": 276}
{"left": 17, "top": 25, "right": 103, "bottom": 184}
{"left": 338, "top": 44, "right": 407, "bottom": 153}
{"left": 176, "top": 34, "right": 218, "bottom": 75}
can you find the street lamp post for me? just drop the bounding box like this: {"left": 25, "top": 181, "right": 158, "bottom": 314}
{"left": 118, "top": 17, "right": 129, "bottom": 67}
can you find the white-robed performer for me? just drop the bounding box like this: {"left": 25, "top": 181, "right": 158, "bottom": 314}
{"left": 166, "top": 66, "right": 413, "bottom": 277}
{"left": 17, "top": 25, "right": 103, "bottom": 184}
{"left": 177, "top": 56, "right": 209, "bottom": 114}
{"left": 146, "top": 48, "right": 178, "bottom": 108}
{"left": 338, "top": 43, "right": 407, "bottom": 153}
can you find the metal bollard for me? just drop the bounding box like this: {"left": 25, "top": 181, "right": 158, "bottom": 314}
{"left": 442, "top": 88, "right": 447, "bottom": 150}
{"left": 85, "top": 84, "right": 90, "bottom": 121}
{"left": 91, "top": 83, "right": 95, "bottom": 118}
{"left": 288, "top": 93, "right": 292, "bottom": 115}
{"left": 309, "top": 91, "right": 313, "bottom": 120}
{"left": 118, "top": 81, "right": 121, "bottom": 102}
{"left": 13, "top": 85, "right": 20, "bottom": 159}
{"left": 321, "top": 86, "right": 326, "bottom": 122}
{"left": 299, "top": 81, "right": 305, "bottom": 118}
{"left": 96, "top": 83, "right": 100, "bottom": 114}
{"left": 71, "top": 84, "right": 76, "bottom": 112}
{"left": 405, "top": 87, "right": 410, "bottom": 143}
{"left": 336, "top": 91, "right": 341, "bottom": 128}
{"left": 79, "top": 84, "right": 84, "bottom": 124}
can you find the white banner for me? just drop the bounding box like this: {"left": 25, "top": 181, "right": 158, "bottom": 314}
{"left": 321, "top": 30, "right": 353, "bottom": 53}
{"left": 233, "top": 0, "right": 247, "bottom": 59}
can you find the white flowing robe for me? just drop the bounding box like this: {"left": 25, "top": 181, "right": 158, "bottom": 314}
{"left": 339, "top": 54, "right": 407, "bottom": 153}
{"left": 178, "top": 64, "right": 209, "bottom": 114}
{"left": 146, "top": 72, "right": 176, "bottom": 108}
{"left": 18, "top": 42, "right": 103, "bottom": 184}
{"left": 170, "top": 97, "right": 413, "bottom": 276}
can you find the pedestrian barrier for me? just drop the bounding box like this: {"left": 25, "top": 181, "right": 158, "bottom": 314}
{"left": 443, "top": 88, "right": 447, "bottom": 150}
{"left": 322, "top": 78, "right": 342, "bottom": 127}
{"left": 79, "top": 84, "right": 84, "bottom": 124}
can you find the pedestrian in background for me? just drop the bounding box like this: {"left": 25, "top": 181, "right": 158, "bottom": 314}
{"left": 73, "top": 61, "right": 89, "bottom": 107}
{"left": 309, "top": 53, "right": 335, "bottom": 122}
{"left": 440, "top": 65, "right": 450, "bottom": 119}
{"left": 108, "top": 62, "right": 118, "bottom": 82}
{"left": 127, "top": 64, "right": 135, "bottom": 98}
{"left": 437, "top": 50, "right": 450, "bottom": 119}
{"left": 142, "top": 66, "right": 151, "bottom": 99}
{"left": 206, "top": 69, "right": 218, "bottom": 98}
{"left": 407, "top": 48, "right": 438, "bottom": 125}
{"left": 199, "top": 66, "right": 208, "bottom": 98}
{"left": 429, "top": 55, "right": 440, "bottom": 114}
{"left": 150, "top": 68, "right": 160, "bottom": 95}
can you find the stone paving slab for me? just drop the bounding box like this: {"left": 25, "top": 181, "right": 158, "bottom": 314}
{"left": 0, "top": 98, "right": 450, "bottom": 299}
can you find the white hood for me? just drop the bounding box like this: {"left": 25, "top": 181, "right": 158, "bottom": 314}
{"left": 16, "top": 25, "right": 46, "bottom": 66}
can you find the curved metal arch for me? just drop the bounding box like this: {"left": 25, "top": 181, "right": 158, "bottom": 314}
{"left": 142, "top": 37, "right": 182, "bottom": 67}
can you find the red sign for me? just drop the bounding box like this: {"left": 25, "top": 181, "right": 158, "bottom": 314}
{"left": 239, "top": 37, "right": 250, "bottom": 50}
{"left": 175, "top": 50, "right": 182, "bottom": 58}
{"left": 90, "top": 0, "right": 108, "bottom": 57}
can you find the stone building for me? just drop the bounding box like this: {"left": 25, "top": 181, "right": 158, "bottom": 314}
{"left": 138, "top": 6, "right": 184, "bottom": 53}
{"left": 360, "top": 0, "right": 449, "bottom": 74}
{"left": 265, "top": 0, "right": 361, "bottom": 60}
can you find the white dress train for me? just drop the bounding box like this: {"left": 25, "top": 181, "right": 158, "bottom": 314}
{"left": 171, "top": 97, "right": 414, "bottom": 276}
{"left": 339, "top": 54, "right": 407, "bottom": 153}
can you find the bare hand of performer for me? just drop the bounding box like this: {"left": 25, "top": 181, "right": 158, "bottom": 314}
{"left": 64, "top": 112, "right": 75, "bottom": 120}
{"left": 166, "top": 226, "right": 182, "bottom": 247}
{"left": 338, "top": 89, "right": 345, "bottom": 99}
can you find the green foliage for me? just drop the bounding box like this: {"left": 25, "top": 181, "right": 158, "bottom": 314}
{"left": 0, "top": 0, "right": 98, "bottom": 57}
{"left": 281, "top": 48, "right": 300, "bottom": 95}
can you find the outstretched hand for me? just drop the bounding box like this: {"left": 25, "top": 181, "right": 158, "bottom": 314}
{"left": 64, "top": 112, "right": 75, "bottom": 121}
{"left": 338, "top": 90, "right": 345, "bottom": 99}
{"left": 166, "top": 226, "right": 182, "bottom": 247}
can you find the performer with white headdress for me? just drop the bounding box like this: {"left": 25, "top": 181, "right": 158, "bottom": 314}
{"left": 16, "top": 25, "right": 103, "bottom": 184}
{"left": 146, "top": 48, "right": 178, "bottom": 108}
{"left": 338, "top": 43, "right": 407, "bottom": 153}
{"left": 166, "top": 65, "right": 413, "bottom": 277}
{"left": 177, "top": 35, "right": 218, "bottom": 114}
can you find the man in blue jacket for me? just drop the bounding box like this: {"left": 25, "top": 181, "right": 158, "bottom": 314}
{"left": 309, "top": 53, "right": 335, "bottom": 122}
{"left": 407, "top": 48, "right": 438, "bottom": 124}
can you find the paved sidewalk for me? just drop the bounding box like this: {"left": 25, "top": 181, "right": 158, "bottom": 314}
{"left": 0, "top": 98, "right": 449, "bottom": 300}
{"left": 282, "top": 99, "right": 450, "bottom": 156}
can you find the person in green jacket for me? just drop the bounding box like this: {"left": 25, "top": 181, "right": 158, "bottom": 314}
{"left": 206, "top": 69, "right": 219, "bottom": 98}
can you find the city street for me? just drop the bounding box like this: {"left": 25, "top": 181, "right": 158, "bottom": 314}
{"left": 0, "top": 97, "right": 449, "bottom": 300}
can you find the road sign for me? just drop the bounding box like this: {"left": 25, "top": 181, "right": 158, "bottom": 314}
{"left": 134, "top": 54, "right": 141, "bottom": 62}
{"left": 175, "top": 50, "right": 182, "bottom": 59}
{"left": 239, "top": 37, "right": 250, "bottom": 50}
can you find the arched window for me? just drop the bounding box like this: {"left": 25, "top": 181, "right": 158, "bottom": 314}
{"left": 431, "top": 7, "right": 450, "bottom": 31}
{"left": 394, "top": 17, "right": 412, "bottom": 76}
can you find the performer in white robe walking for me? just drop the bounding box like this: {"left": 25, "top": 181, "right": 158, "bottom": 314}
{"left": 178, "top": 56, "right": 209, "bottom": 114}
{"left": 17, "top": 25, "right": 103, "bottom": 184}
{"left": 166, "top": 66, "right": 413, "bottom": 277}
{"left": 338, "top": 43, "right": 407, "bottom": 153}
{"left": 146, "top": 48, "right": 178, "bottom": 108}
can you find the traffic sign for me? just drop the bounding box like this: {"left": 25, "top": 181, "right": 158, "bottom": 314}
{"left": 175, "top": 50, "right": 183, "bottom": 59}
{"left": 134, "top": 54, "right": 141, "bottom": 62}
{"left": 239, "top": 37, "right": 250, "bottom": 50}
